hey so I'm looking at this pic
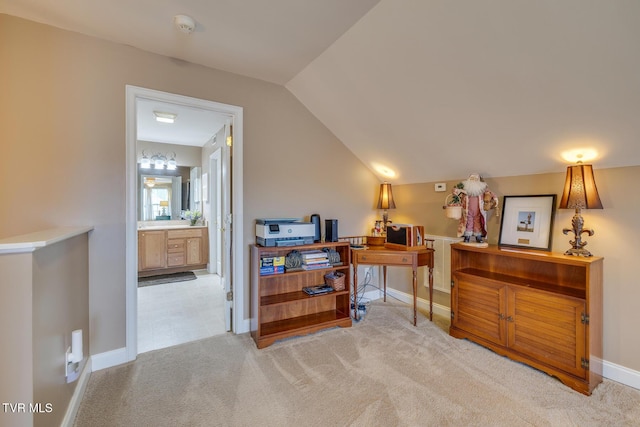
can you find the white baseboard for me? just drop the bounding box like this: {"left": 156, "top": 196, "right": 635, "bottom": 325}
{"left": 91, "top": 347, "right": 128, "bottom": 371}
{"left": 603, "top": 359, "right": 640, "bottom": 391}
{"left": 237, "top": 318, "right": 251, "bottom": 334}
{"left": 381, "top": 287, "right": 451, "bottom": 319}
{"left": 60, "top": 357, "right": 92, "bottom": 427}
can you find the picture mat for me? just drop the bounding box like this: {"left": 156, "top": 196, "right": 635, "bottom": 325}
{"left": 499, "top": 195, "right": 556, "bottom": 251}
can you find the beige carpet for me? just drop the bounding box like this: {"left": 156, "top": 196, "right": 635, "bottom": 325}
{"left": 74, "top": 301, "right": 640, "bottom": 426}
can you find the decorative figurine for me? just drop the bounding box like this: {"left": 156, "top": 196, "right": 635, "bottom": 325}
{"left": 284, "top": 250, "right": 303, "bottom": 271}
{"left": 454, "top": 173, "right": 499, "bottom": 244}
{"left": 322, "top": 247, "right": 342, "bottom": 265}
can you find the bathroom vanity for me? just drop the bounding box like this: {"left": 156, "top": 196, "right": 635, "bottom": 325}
{"left": 138, "top": 224, "right": 208, "bottom": 277}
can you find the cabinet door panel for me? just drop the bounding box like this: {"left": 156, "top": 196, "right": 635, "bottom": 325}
{"left": 453, "top": 274, "right": 507, "bottom": 346}
{"left": 186, "top": 238, "right": 202, "bottom": 265}
{"left": 508, "top": 287, "right": 586, "bottom": 378}
{"left": 138, "top": 231, "right": 166, "bottom": 270}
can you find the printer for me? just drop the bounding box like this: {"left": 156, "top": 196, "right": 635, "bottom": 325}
{"left": 256, "top": 218, "right": 315, "bottom": 247}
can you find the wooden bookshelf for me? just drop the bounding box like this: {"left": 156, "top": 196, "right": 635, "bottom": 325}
{"left": 250, "top": 242, "right": 352, "bottom": 348}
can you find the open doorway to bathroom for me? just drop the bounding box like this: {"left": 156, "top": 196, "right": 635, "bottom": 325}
{"left": 125, "top": 86, "right": 244, "bottom": 360}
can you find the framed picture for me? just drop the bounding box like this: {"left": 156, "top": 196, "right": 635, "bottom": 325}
{"left": 498, "top": 194, "right": 556, "bottom": 251}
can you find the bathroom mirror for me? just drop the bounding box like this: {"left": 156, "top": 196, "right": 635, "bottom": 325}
{"left": 138, "top": 174, "right": 183, "bottom": 221}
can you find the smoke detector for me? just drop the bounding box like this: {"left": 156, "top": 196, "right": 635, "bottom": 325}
{"left": 174, "top": 15, "right": 195, "bottom": 34}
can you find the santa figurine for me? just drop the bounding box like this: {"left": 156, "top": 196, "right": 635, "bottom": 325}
{"left": 456, "top": 173, "right": 498, "bottom": 243}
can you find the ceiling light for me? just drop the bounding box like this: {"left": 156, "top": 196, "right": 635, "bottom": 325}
{"left": 174, "top": 15, "right": 196, "bottom": 34}
{"left": 153, "top": 111, "right": 177, "bottom": 124}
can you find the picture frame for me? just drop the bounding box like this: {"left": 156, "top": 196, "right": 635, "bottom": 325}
{"left": 498, "top": 194, "right": 556, "bottom": 251}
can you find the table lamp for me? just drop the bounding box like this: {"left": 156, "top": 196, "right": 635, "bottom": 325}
{"left": 159, "top": 200, "right": 169, "bottom": 216}
{"left": 377, "top": 182, "right": 396, "bottom": 233}
{"left": 558, "top": 163, "right": 603, "bottom": 256}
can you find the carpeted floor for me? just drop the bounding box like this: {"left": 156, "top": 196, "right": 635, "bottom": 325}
{"left": 74, "top": 300, "right": 640, "bottom": 426}
{"left": 137, "top": 271, "right": 197, "bottom": 287}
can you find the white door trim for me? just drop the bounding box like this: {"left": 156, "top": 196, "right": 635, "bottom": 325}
{"left": 125, "top": 85, "right": 245, "bottom": 362}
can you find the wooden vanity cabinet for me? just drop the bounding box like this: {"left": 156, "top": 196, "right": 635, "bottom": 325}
{"left": 449, "top": 243, "right": 603, "bottom": 395}
{"left": 138, "top": 227, "right": 208, "bottom": 276}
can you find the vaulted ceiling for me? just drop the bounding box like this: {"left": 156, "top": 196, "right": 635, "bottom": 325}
{"left": 3, "top": 0, "right": 639, "bottom": 183}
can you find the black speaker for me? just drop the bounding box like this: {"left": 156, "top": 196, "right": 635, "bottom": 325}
{"left": 325, "top": 219, "right": 338, "bottom": 242}
{"left": 310, "top": 214, "right": 321, "bottom": 242}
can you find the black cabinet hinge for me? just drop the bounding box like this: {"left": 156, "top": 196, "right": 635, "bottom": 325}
{"left": 581, "top": 357, "right": 589, "bottom": 369}
{"left": 581, "top": 312, "right": 590, "bottom": 325}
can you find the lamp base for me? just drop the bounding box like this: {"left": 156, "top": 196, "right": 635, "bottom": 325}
{"left": 564, "top": 247, "right": 594, "bottom": 257}
{"left": 562, "top": 208, "right": 595, "bottom": 257}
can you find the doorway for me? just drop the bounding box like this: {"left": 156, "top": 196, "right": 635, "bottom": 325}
{"left": 125, "top": 86, "right": 245, "bottom": 361}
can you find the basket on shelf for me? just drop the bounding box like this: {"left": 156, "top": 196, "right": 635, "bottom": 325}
{"left": 324, "top": 271, "right": 345, "bottom": 291}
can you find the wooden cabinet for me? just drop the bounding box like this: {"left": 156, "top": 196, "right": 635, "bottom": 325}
{"left": 138, "top": 227, "right": 208, "bottom": 276}
{"left": 449, "top": 243, "right": 603, "bottom": 395}
{"left": 167, "top": 228, "right": 208, "bottom": 267}
{"left": 138, "top": 230, "right": 166, "bottom": 270}
{"left": 251, "top": 242, "right": 352, "bottom": 349}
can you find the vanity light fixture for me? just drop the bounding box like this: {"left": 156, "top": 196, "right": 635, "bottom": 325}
{"left": 154, "top": 153, "right": 167, "bottom": 169}
{"left": 153, "top": 111, "right": 177, "bottom": 124}
{"left": 140, "top": 152, "right": 151, "bottom": 169}
{"left": 166, "top": 154, "right": 177, "bottom": 170}
{"left": 139, "top": 150, "right": 177, "bottom": 170}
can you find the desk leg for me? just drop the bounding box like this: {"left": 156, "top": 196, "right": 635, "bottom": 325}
{"left": 353, "top": 262, "right": 359, "bottom": 320}
{"left": 428, "top": 266, "right": 434, "bottom": 321}
{"left": 412, "top": 267, "right": 418, "bottom": 326}
{"left": 383, "top": 265, "right": 387, "bottom": 302}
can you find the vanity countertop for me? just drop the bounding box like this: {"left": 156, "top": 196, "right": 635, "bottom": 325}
{"left": 138, "top": 225, "right": 207, "bottom": 230}
{"left": 137, "top": 220, "right": 207, "bottom": 231}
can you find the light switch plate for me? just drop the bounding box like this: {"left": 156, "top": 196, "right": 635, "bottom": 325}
{"left": 435, "top": 183, "right": 446, "bottom": 192}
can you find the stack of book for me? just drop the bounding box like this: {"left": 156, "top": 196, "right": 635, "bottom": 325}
{"left": 300, "top": 250, "right": 330, "bottom": 270}
{"left": 260, "top": 255, "right": 285, "bottom": 275}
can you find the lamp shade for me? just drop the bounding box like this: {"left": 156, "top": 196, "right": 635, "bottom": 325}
{"left": 377, "top": 182, "right": 396, "bottom": 210}
{"left": 559, "top": 164, "right": 603, "bottom": 210}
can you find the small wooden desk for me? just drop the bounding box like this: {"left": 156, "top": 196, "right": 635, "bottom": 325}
{"left": 351, "top": 245, "right": 435, "bottom": 325}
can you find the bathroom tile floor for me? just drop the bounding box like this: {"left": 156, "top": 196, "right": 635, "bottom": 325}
{"left": 137, "top": 270, "right": 227, "bottom": 354}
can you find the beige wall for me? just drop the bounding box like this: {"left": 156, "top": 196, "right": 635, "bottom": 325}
{"left": 0, "top": 14, "right": 380, "bottom": 356}
{"left": 390, "top": 166, "right": 640, "bottom": 372}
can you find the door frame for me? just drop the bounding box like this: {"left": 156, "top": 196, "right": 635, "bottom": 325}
{"left": 125, "top": 85, "right": 245, "bottom": 361}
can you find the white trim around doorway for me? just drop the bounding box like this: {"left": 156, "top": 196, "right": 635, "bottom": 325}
{"left": 125, "top": 85, "right": 246, "bottom": 364}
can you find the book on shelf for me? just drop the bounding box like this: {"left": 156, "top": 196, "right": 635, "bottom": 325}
{"left": 260, "top": 255, "right": 285, "bottom": 268}
{"left": 260, "top": 265, "right": 285, "bottom": 275}
{"left": 301, "top": 263, "right": 330, "bottom": 270}
{"left": 302, "top": 285, "right": 334, "bottom": 296}
{"left": 302, "top": 257, "right": 329, "bottom": 265}
{"left": 300, "top": 250, "right": 327, "bottom": 259}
